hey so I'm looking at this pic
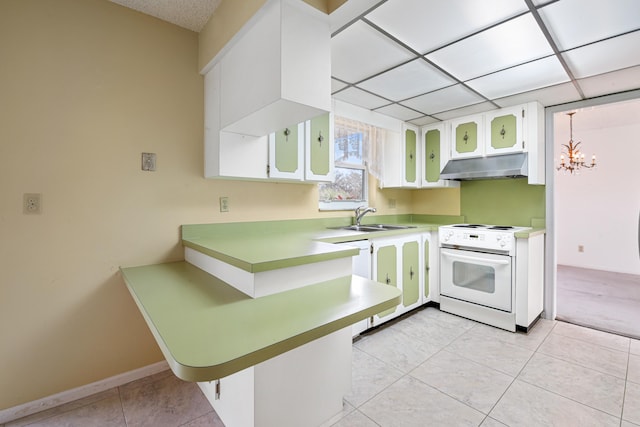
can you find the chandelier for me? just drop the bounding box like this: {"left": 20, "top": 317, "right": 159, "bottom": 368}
{"left": 556, "top": 112, "right": 596, "bottom": 174}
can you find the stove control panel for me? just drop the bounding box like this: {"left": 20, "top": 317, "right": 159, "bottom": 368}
{"left": 439, "top": 226, "right": 518, "bottom": 254}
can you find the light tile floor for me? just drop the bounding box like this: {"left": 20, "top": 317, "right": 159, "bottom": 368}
{"left": 6, "top": 307, "right": 640, "bottom": 427}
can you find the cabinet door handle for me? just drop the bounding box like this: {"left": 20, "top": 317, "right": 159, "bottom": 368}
{"left": 410, "top": 266, "right": 414, "bottom": 279}
{"left": 463, "top": 131, "right": 469, "bottom": 144}
{"left": 317, "top": 130, "right": 323, "bottom": 147}
{"left": 283, "top": 128, "right": 290, "bottom": 142}
{"left": 385, "top": 274, "right": 391, "bottom": 285}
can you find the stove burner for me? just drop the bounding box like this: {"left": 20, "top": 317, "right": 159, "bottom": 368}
{"left": 453, "top": 224, "right": 486, "bottom": 228}
{"left": 488, "top": 226, "right": 515, "bottom": 230}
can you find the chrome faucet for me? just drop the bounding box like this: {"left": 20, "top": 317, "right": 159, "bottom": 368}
{"left": 355, "top": 206, "right": 376, "bottom": 226}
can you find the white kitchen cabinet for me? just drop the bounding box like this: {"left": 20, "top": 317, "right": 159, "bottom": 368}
{"left": 371, "top": 234, "right": 423, "bottom": 326}
{"left": 215, "top": 0, "right": 331, "bottom": 138}
{"left": 515, "top": 233, "right": 544, "bottom": 329}
{"left": 401, "top": 124, "right": 419, "bottom": 188}
{"left": 450, "top": 114, "right": 485, "bottom": 159}
{"left": 205, "top": 64, "right": 269, "bottom": 180}
{"left": 268, "top": 123, "right": 305, "bottom": 180}
{"left": 420, "top": 123, "right": 459, "bottom": 189}
{"left": 484, "top": 105, "right": 525, "bottom": 156}
{"left": 304, "top": 112, "right": 335, "bottom": 182}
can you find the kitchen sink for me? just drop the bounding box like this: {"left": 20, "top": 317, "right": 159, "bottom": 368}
{"left": 330, "top": 224, "right": 417, "bottom": 232}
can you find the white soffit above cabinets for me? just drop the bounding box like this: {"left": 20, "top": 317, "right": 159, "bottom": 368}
{"left": 331, "top": 0, "right": 640, "bottom": 124}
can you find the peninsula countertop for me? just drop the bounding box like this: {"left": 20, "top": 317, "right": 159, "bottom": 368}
{"left": 121, "top": 261, "right": 402, "bottom": 382}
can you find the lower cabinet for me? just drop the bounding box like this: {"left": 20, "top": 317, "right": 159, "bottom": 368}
{"left": 371, "top": 234, "right": 423, "bottom": 327}
{"left": 343, "top": 231, "right": 437, "bottom": 334}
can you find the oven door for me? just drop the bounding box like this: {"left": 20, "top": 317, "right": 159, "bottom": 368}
{"left": 440, "top": 247, "right": 512, "bottom": 312}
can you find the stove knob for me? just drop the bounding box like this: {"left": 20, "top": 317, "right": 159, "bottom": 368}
{"left": 500, "top": 240, "right": 507, "bottom": 247}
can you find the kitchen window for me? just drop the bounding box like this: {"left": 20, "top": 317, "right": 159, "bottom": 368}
{"left": 319, "top": 116, "right": 384, "bottom": 211}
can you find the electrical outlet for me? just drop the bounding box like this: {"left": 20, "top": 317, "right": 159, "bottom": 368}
{"left": 578, "top": 245, "right": 584, "bottom": 253}
{"left": 219, "top": 197, "right": 229, "bottom": 213}
{"left": 388, "top": 198, "right": 397, "bottom": 209}
{"left": 24, "top": 193, "right": 42, "bottom": 214}
{"left": 141, "top": 153, "right": 156, "bottom": 171}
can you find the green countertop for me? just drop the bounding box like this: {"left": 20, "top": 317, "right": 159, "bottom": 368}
{"left": 181, "top": 215, "right": 464, "bottom": 274}
{"left": 121, "top": 261, "right": 402, "bottom": 382}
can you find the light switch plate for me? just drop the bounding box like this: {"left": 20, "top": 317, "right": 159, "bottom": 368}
{"left": 219, "top": 197, "right": 229, "bottom": 212}
{"left": 142, "top": 153, "right": 156, "bottom": 171}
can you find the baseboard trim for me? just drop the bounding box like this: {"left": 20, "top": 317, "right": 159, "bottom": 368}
{"left": 0, "top": 361, "right": 170, "bottom": 424}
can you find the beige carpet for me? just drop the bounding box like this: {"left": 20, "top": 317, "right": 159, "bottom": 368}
{"left": 556, "top": 264, "right": 640, "bottom": 339}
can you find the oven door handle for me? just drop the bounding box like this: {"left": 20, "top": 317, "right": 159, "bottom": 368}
{"left": 442, "top": 251, "right": 510, "bottom": 265}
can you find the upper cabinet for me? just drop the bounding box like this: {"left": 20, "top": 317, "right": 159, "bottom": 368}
{"left": 268, "top": 123, "right": 305, "bottom": 180}
{"left": 305, "top": 113, "right": 335, "bottom": 182}
{"left": 485, "top": 105, "right": 524, "bottom": 156}
{"left": 402, "top": 124, "right": 419, "bottom": 188}
{"left": 203, "top": 0, "right": 333, "bottom": 183}
{"left": 213, "top": 0, "right": 331, "bottom": 137}
{"left": 421, "top": 123, "right": 459, "bottom": 188}
{"left": 450, "top": 114, "right": 484, "bottom": 159}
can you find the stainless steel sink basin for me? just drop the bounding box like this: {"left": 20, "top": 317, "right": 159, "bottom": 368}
{"left": 366, "top": 224, "right": 417, "bottom": 230}
{"left": 330, "top": 224, "right": 416, "bottom": 232}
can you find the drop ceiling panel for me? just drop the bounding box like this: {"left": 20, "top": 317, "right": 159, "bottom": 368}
{"left": 374, "top": 104, "right": 422, "bottom": 121}
{"left": 466, "top": 56, "right": 569, "bottom": 99}
{"left": 331, "top": 20, "right": 415, "bottom": 83}
{"left": 578, "top": 66, "right": 640, "bottom": 98}
{"left": 538, "top": 0, "right": 640, "bottom": 50}
{"left": 407, "top": 116, "right": 441, "bottom": 127}
{"left": 331, "top": 78, "right": 349, "bottom": 93}
{"left": 426, "top": 14, "right": 554, "bottom": 82}
{"left": 332, "top": 87, "right": 390, "bottom": 110}
{"left": 562, "top": 31, "right": 640, "bottom": 79}
{"left": 365, "top": 0, "right": 528, "bottom": 54}
{"left": 433, "top": 102, "right": 498, "bottom": 121}
{"left": 493, "top": 82, "right": 582, "bottom": 108}
{"left": 401, "top": 84, "right": 485, "bottom": 115}
{"left": 357, "top": 59, "right": 456, "bottom": 101}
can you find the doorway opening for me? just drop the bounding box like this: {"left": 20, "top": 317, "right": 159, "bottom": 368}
{"left": 545, "top": 94, "right": 640, "bottom": 339}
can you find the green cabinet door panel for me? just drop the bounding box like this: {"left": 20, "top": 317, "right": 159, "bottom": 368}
{"left": 310, "top": 114, "right": 330, "bottom": 175}
{"left": 376, "top": 244, "right": 397, "bottom": 318}
{"left": 424, "top": 239, "right": 429, "bottom": 299}
{"left": 405, "top": 128, "right": 417, "bottom": 183}
{"left": 455, "top": 122, "right": 477, "bottom": 154}
{"left": 491, "top": 114, "right": 517, "bottom": 150}
{"left": 402, "top": 241, "right": 419, "bottom": 307}
{"left": 275, "top": 125, "right": 300, "bottom": 173}
{"left": 424, "top": 129, "right": 441, "bottom": 183}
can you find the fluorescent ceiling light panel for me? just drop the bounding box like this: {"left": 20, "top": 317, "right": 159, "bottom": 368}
{"left": 433, "top": 102, "right": 497, "bottom": 121}
{"left": 358, "top": 59, "right": 455, "bottom": 101}
{"left": 331, "top": 79, "right": 349, "bottom": 93}
{"left": 332, "top": 87, "right": 390, "bottom": 110}
{"left": 577, "top": 65, "right": 640, "bottom": 98}
{"left": 331, "top": 20, "right": 414, "bottom": 83}
{"left": 401, "top": 84, "right": 484, "bottom": 115}
{"left": 493, "top": 82, "right": 582, "bottom": 108}
{"left": 365, "top": 0, "right": 527, "bottom": 54}
{"left": 538, "top": 0, "right": 640, "bottom": 50}
{"left": 466, "top": 56, "right": 569, "bottom": 99}
{"left": 426, "top": 14, "right": 553, "bottom": 82}
{"left": 562, "top": 31, "right": 640, "bottom": 79}
{"left": 374, "top": 103, "right": 421, "bottom": 121}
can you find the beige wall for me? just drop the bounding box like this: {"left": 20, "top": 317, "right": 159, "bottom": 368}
{"left": 0, "top": 0, "right": 457, "bottom": 412}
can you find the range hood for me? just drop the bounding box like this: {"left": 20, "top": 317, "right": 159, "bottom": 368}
{"left": 440, "top": 153, "right": 528, "bottom": 180}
